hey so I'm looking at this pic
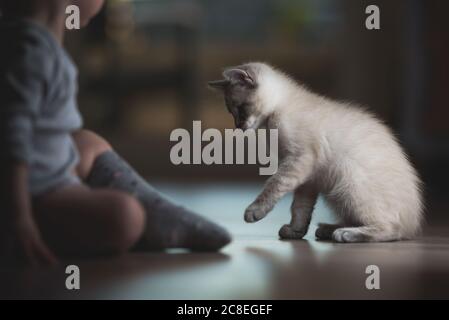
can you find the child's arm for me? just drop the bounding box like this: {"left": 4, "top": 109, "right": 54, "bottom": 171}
{"left": 0, "top": 162, "right": 58, "bottom": 266}
{"left": 0, "top": 34, "right": 59, "bottom": 266}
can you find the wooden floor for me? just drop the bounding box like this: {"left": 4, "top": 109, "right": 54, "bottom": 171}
{"left": 1, "top": 183, "right": 449, "bottom": 300}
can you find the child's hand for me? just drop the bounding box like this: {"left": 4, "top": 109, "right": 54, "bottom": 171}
{"left": 0, "top": 215, "right": 58, "bottom": 266}
{"left": 0, "top": 163, "right": 58, "bottom": 266}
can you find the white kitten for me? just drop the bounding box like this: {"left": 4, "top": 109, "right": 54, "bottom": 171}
{"left": 209, "top": 62, "right": 423, "bottom": 242}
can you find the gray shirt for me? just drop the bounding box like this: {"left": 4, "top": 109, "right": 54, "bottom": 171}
{"left": 0, "top": 18, "right": 83, "bottom": 196}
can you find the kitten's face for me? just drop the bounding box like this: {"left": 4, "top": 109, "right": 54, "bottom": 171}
{"left": 209, "top": 65, "right": 264, "bottom": 130}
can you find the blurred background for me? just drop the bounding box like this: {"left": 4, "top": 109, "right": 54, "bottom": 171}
{"left": 65, "top": 0, "right": 449, "bottom": 225}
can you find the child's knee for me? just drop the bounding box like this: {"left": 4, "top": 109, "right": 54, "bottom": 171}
{"left": 106, "top": 193, "right": 145, "bottom": 253}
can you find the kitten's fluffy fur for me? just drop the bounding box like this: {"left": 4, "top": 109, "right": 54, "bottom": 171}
{"left": 209, "top": 62, "right": 423, "bottom": 242}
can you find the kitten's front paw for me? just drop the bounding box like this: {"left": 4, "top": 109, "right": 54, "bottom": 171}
{"left": 279, "top": 224, "right": 306, "bottom": 239}
{"left": 244, "top": 205, "right": 267, "bottom": 223}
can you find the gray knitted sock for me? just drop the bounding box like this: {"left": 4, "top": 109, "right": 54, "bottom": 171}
{"left": 85, "top": 151, "right": 232, "bottom": 251}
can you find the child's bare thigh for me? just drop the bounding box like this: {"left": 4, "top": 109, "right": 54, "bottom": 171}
{"left": 33, "top": 184, "right": 145, "bottom": 255}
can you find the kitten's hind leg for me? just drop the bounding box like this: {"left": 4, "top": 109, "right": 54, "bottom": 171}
{"left": 279, "top": 184, "right": 318, "bottom": 240}
{"left": 315, "top": 223, "right": 343, "bottom": 240}
{"left": 332, "top": 226, "right": 398, "bottom": 243}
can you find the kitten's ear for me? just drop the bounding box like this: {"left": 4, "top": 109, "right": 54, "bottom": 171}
{"left": 207, "top": 79, "right": 229, "bottom": 91}
{"left": 223, "top": 68, "right": 255, "bottom": 87}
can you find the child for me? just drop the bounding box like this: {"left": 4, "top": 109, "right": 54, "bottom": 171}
{"left": 0, "top": 0, "right": 231, "bottom": 266}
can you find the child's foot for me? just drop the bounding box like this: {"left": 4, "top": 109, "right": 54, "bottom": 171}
{"left": 142, "top": 201, "right": 231, "bottom": 251}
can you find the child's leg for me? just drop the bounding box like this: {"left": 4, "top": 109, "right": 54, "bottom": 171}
{"left": 73, "top": 130, "right": 231, "bottom": 251}
{"left": 34, "top": 185, "right": 145, "bottom": 256}
{"left": 72, "top": 130, "right": 112, "bottom": 180}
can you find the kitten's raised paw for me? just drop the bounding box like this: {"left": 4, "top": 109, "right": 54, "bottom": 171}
{"left": 332, "top": 228, "right": 368, "bottom": 243}
{"left": 244, "top": 206, "right": 266, "bottom": 223}
{"left": 279, "top": 224, "right": 306, "bottom": 240}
